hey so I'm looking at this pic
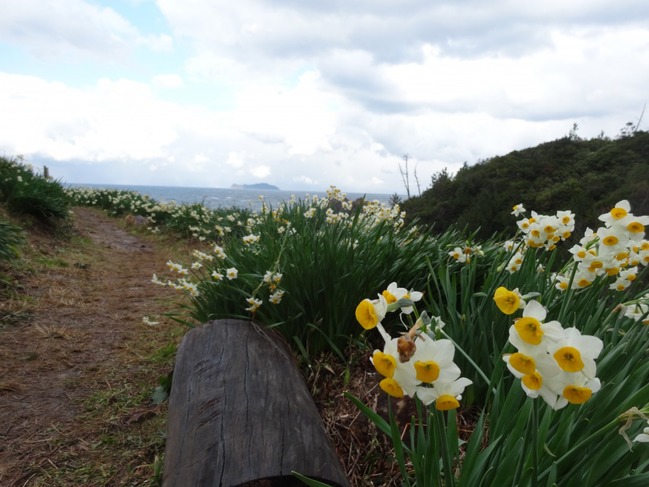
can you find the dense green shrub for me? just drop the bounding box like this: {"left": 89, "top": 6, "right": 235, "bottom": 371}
{"left": 404, "top": 131, "right": 649, "bottom": 239}
{"left": 0, "top": 156, "right": 70, "bottom": 227}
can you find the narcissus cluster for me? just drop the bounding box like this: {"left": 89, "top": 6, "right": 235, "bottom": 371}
{"left": 356, "top": 282, "right": 472, "bottom": 411}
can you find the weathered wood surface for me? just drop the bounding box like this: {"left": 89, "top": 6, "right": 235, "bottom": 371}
{"left": 163, "top": 319, "right": 349, "bottom": 487}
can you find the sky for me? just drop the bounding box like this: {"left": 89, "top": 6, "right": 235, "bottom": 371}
{"left": 1, "top": 1, "right": 648, "bottom": 195}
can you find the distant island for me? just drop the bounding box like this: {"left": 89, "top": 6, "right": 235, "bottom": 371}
{"left": 231, "top": 183, "right": 280, "bottom": 190}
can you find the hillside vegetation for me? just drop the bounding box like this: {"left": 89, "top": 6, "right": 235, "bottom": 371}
{"left": 403, "top": 130, "right": 649, "bottom": 239}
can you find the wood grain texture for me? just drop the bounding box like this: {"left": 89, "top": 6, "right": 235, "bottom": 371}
{"left": 163, "top": 319, "right": 349, "bottom": 487}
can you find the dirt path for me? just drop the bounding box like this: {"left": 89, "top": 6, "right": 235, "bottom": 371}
{"left": 0, "top": 207, "right": 185, "bottom": 486}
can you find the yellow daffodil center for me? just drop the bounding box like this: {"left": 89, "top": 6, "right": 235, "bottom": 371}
{"left": 553, "top": 346, "right": 584, "bottom": 372}
{"left": 627, "top": 221, "right": 645, "bottom": 234}
{"left": 589, "top": 260, "right": 604, "bottom": 269}
{"left": 563, "top": 385, "right": 592, "bottom": 404}
{"left": 515, "top": 317, "right": 544, "bottom": 345}
{"left": 414, "top": 360, "right": 440, "bottom": 383}
{"left": 509, "top": 352, "right": 536, "bottom": 375}
{"left": 522, "top": 371, "right": 543, "bottom": 391}
{"left": 602, "top": 235, "right": 619, "bottom": 246}
{"left": 611, "top": 207, "right": 628, "bottom": 219}
{"left": 372, "top": 351, "right": 396, "bottom": 378}
{"left": 494, "top": 287, "right": 520, "bottom": 315}
{"left": 379, "top": 378, "right": 404, "bottom": 398}
{"left": 382, "top": 290, "right": 397, "bottom": 304}
{"left": 355, "top": 300, "right": 378, "bottom": 330}
{"left": 435, "top": 394, "right": 460, "bottom": 411}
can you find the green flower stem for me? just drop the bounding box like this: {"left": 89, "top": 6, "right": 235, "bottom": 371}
{"left": 531, "top": 398, "right": 539, "bottom": 487}
{"left": 439, "top": 329, "right": 492, "bottom": 392}
{"left": 556, "top": 261, "right": 579, "bottom": 322}
{"left": 436, "top": 409, "right": 455, "bottom": 487}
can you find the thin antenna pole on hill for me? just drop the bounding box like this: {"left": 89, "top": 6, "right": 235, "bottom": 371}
{"left": 399, "top": 154, "right": 411, "bottom": 198}
{"left": 635, "top": 103, "right": 646, "bottom": 133}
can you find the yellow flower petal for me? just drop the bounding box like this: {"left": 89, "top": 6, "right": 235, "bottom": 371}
{"left": 355, "top": 299, "right": 378, "bottom": 330}
{"left": 414, "top": 360, "right": 440, "bottom": 383}
{"left": 382, "top": 290, "right": 397, "bottom": 304}
{"left": 379, "top": 378, "right": 404, "bottom": 398}
{"left": 522, "top": 371, "right": 543, "bottom": 391}
{"left": 627, "top": 221, "right": 645, "bottom": 234}
{"left": 373, "top": 351, "right": 397, "bottom": 378}
{"left": 509, "top": 352, "right": 536, "bottom": 375}
{"left": 514, "top": 317, "right": 544, "bottom": 345}
{"left": 435, "top": 394, "right": 460, "bottom": 411}
{"left": 494, "top": 286, "right": 521, "bottom": 315}
{"left": 553, "top": 346, "right": 584, "bottom": 373}
{"left": 563, "top": 385, "right": 592, "bottom": 404}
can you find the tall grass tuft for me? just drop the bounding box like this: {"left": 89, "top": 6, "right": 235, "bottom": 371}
{"left": 0, "top": 156, "right": 70, "bottom": 227}
{"left": 0, "top": 220, "right": 24, "bottom": 262}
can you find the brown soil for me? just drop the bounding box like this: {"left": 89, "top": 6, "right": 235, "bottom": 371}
{"left": 0, "top": 207, "right": 185, "bottom": 486}
{"left": 0, "top": 207, "right": 402, "bottom": 486}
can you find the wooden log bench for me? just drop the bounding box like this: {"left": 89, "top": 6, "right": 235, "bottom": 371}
{"left": 163, "top": 319, "right": 349, "bottom": 487}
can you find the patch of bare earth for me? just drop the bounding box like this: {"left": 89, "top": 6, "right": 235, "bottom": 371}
{"left": 0, "top": 207, "right": 186, "bottom": 486}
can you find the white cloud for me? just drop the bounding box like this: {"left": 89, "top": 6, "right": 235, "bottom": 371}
{"left": 0, "top": 0, "right": 137, "bottom": 60}
{"left": 293, "top": 175, "right": 319, "bottom": 186}
{"left": 383, "top": 27, "right": 649, "bottom": 120}
{"left": 139, "top": 33, "right": 174, "bottom": 53}
{"left": 1, "top": 0, "right": 648, "bottom": 194}
{"left": 0, "top": 74, "right": 184, "bottom": 161}
{"left": 152, "top": 74, "right": 184, "bottom": 89}
{"left": 250, "top": 165, "right": 271, "bottom": 179}
{"left": 225, "top": 151, "right": 246, "bottom": 168}
{"left": 230, "top": 71, "right": 338, "bottom": 155}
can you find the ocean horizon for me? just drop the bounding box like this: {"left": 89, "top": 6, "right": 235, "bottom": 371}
{"left": 67, "top": 183, "right": 401, "bottom": 212}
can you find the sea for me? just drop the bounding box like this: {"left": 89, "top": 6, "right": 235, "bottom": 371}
{"left": 66, "top": 183, "right": 400, "bottom": 212}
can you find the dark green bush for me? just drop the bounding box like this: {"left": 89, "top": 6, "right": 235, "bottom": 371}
{"left": 0, "top": 156, "right": 70, "bottom": 227}
{"left": 403, "top": 131, "right": 649, "bottom": 238}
